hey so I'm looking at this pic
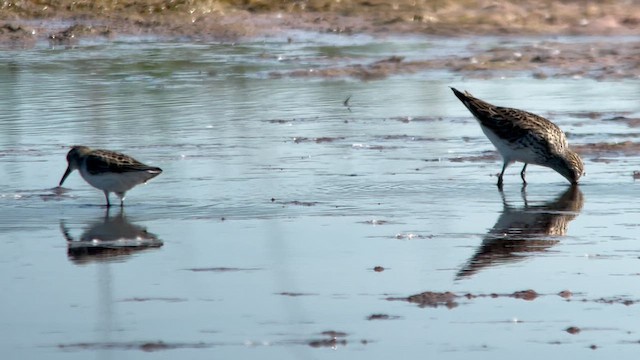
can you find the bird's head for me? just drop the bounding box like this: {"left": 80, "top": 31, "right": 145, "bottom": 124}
{"left": 552, "top": 150, "right": 584, "bottom": 185}
{"left": 59, "top": 146, "right": 91, "bottom": 186}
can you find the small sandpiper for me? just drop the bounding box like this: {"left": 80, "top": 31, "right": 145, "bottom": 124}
{"left": 59, "top": 146, "right": 162, "bottom": 207}
{"left": 451, "top": 88, "right": 584, "bottom": 187}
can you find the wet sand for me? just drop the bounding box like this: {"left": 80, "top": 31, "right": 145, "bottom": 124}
{"left": 3, "top": 0, "right": 640, "bottom": 39}
{"left": 3, "top": 1, "right": 640, "bottom": 80}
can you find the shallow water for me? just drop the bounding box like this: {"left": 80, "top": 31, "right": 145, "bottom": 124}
{"left": 2, "top": 33, "right": 640, "bottom": 359}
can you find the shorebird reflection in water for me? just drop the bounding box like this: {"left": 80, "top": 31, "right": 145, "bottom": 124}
{"left": 456, "top": 186, "right": 583, "bottom": 280}
{"left": 451, "top": 88, "right": 584, "bottom": 188}
{"left": 61, "top": 209, "right": 163, "bottom": 264}
{"left": 59, "top": 146, "right": 162, "bottom": 207}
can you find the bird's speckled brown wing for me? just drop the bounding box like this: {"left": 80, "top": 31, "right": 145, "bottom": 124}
{"left": 451, "top": 88, "right": 567, "bottom": 151}
{"left": 85, "top": 150, "right": 161, "bottom": 175}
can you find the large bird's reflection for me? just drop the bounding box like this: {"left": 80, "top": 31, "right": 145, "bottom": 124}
{"left": 457, "top": 185, "right": 583, "bottom": 279}
{"left": 61, "top": 209, "right": 163, "bottom": 264}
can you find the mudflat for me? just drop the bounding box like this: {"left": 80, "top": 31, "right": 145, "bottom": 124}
{"left": 2, "top": 0, "right": 639, "bottom": 43}
{"left": 3, "top": 1, "right": 639, "bottom": 81}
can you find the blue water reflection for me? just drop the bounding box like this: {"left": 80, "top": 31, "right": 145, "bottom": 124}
{"left": 1, "top": 33, "right": 640, "bottom": 359}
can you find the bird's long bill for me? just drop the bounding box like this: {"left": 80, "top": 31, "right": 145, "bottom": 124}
{"left": 59, "top": 166, "right": 72, "bottom": 186}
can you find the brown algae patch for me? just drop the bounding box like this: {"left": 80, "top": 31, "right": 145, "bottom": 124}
{"left": 280, "top": 200, "right": 319, "bottom": 207}
{"left": 388, "top": 290, "right": 640, "bottom": 308}
{"left": 120, "top": 297, "right": 187, "bottom": 302}
{"left": 450, "top": 41, "right": 640, "bottom": 80}
{"left": 601, "top": 115, "right": 640, "bottom": 127}
{"left": 271, "top": 56, "right": 414, "bottom": 81}
{"left": 308, "top": 338, "right": 347, "bottom": 348}
{"left": 387, "top": 289, "right": 541, "bottom": 308}
{"left": 566, "top": 326, "right": 581, "bottom": 335}
{"left": 446, "top": 140, "right": 640, "bottom": 165}
{"left": 558, "top": 290, "right": 573, "bottom": 299}
{"left": 575, "top": 141, "right": 640, "bottom": 157}
{"left": 449, "top": 152, "right": 500, "bottom": 163}
{"left": 276, "top": 292, "right": 317, "bottom": 297}
{"left": 271, "top": 40, "right": 640, "bottom": 81}
{"left": 0, "top": 23, "right": 36, "bottom": 49}
{"left": 48, "top": 24, "right": 113, "bottom": 45}
{"left": 58, "top": 340, "right": 213, "bottom": 352}
{"left": 511, "top": 289, "right": 539, "bottom": 301}
{"left": 591, "top": 297, "right": 637, "bottom": 306}
{"left": 367, "top": 313, "right": 401, "bottom": 320}
{"left": 308, "top": 331, "right": 348, "bottom": 348}
{"left": 392, "top": 291, "right": 459, "bottom": 309}
{"left": 185, "top": 267, "right": 261, "bottom": 272}
{"left": 292, "top": 136, "right": 345, "bottom": 144}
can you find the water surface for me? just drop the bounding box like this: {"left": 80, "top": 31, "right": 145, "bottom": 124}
{"left": 2, "top": 33, "right": 640, "bottom": 359}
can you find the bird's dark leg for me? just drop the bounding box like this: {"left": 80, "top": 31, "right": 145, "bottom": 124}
{"left": 116, "top": 192, "right": 126, "bottom": 207}
{"left": 497, "top": 162, "right": 509, "bottom": 189}
{"left": 103, "top": 191, "right": 111, "bottom": 207}
{"left": 60, "top": 221, "right": 73, "bottom": 242}
{"left": 499, "top": 188, "right": 507, "bottom": 206}
{"left": 520, "top": 163, "right": 528, "bottom": 185}
{"left": 520, "top": 183, "right": 529, "bottom": 207}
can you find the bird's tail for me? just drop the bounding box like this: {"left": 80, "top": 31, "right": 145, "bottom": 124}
{"left": 145, "top": 167, "right": 162, "bottom": 180}
{"left": 451, "top": 87, "right": 477, "bottom": 111}
{"left": 450, "top": 87, "right": 495, "bottom": 120}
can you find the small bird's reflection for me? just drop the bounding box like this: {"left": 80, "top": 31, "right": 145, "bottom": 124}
{"left": 456, "top": 185, "right": 583, "bottom": 280}
{"left": 61, "top": 209, "right": 163, "bottom": 265}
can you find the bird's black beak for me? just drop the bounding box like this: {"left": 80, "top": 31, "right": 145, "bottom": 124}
{"left": 59, "top": 166, "right": 72, "bottom": 187}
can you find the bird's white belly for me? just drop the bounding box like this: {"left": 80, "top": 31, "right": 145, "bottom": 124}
{"left": 481, "top": 126, "right": 542, "bottom": 164}
{"left": 79, "top": 168, "right": 147, "bottom": 193}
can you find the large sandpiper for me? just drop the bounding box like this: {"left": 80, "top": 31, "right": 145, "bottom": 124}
{"left": 451, "top": 88, "right": 584, "bottom": 187}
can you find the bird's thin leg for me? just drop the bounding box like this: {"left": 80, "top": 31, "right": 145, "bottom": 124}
{"left": 60, "top": 221, "right": 73, "bottom": 242}
{"left": 116, "top": 192, "right": 126, "bottom": 207}
{"left": 497, "top": 161, "right": 509, "bottom": 189}
{"left": 103, "top": 191, "right": 111, "bottom": 207}
{"left": 520, "top": 163, "right": 528, "bottom": 184}
{"left": 520, "top": 183, "right": 529, "bottom": 207}
{"left": 499, "top": 188, "right": 507, "bottom": 205}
